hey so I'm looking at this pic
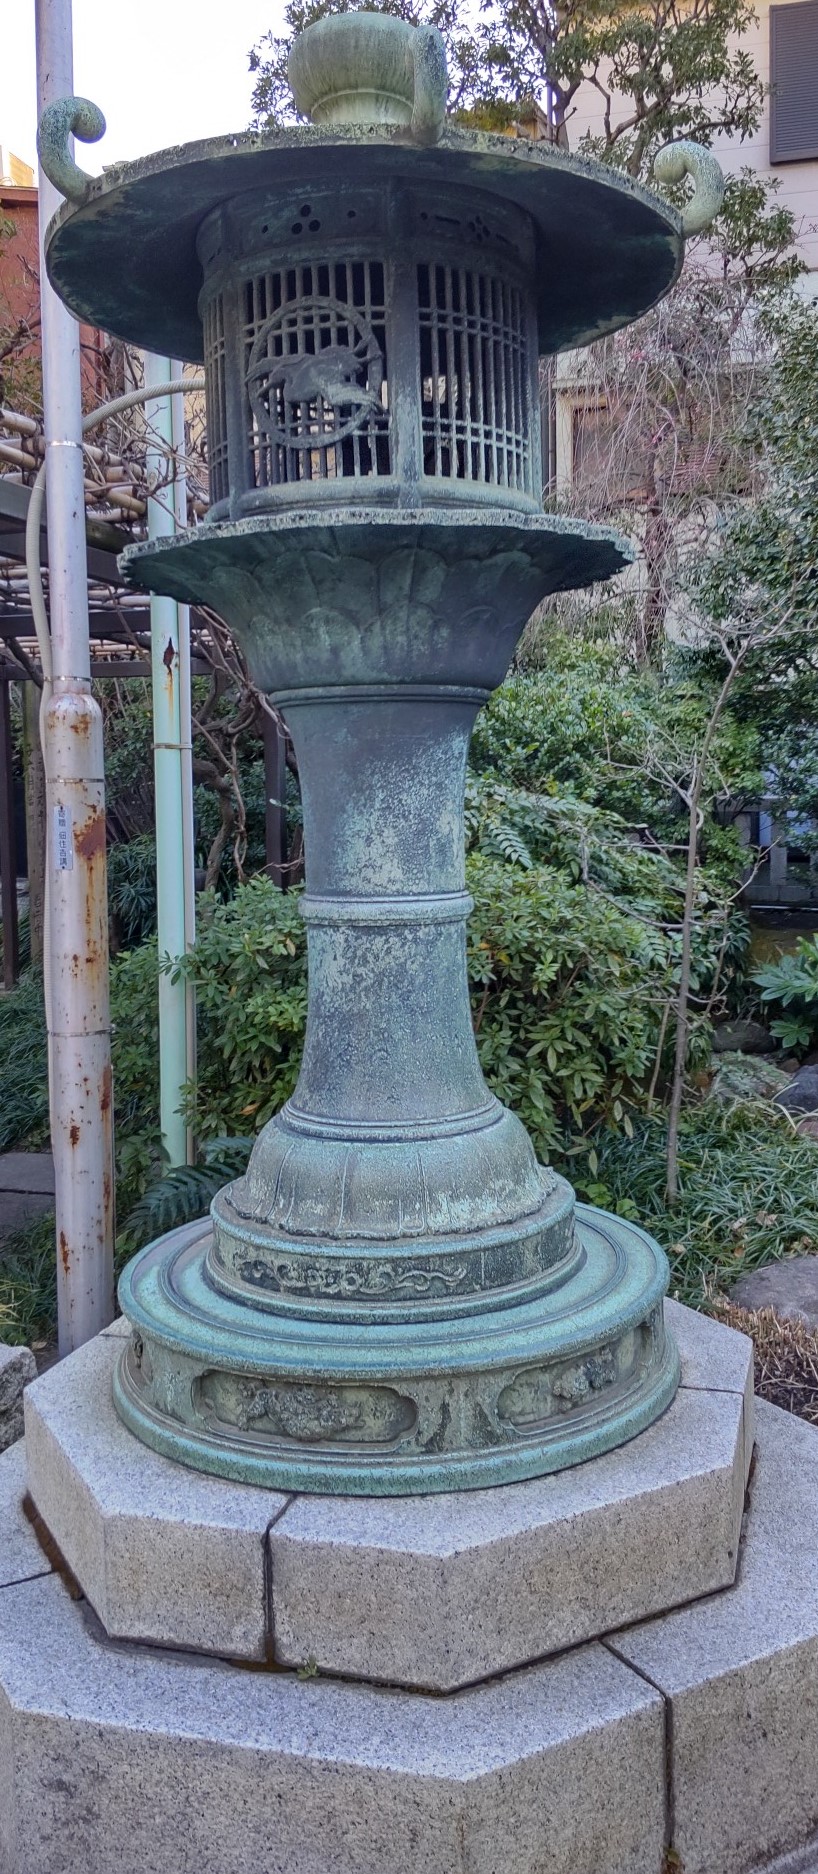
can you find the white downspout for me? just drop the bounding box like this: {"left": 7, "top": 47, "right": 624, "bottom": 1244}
{"left": 143, "top": 354, "right": 191, "bottom": 1172}
{"left": 170, "top": 371, "right": 198, "bottom": 1165}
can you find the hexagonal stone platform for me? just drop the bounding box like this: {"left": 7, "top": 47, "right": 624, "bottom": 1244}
{"left": 5, "top": 1387, "right": 818, "bottom": 1873}
{"left": 0, "top": 1452, "right": 667, "bottom": 1874}
{"left": 22, "top": 1300, "right": 752, "bottom": 1684}
{"left": 611, "top": 1398, "right": 818, "bottom": 1874}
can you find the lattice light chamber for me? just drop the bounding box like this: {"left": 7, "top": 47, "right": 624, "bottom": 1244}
{"left": 197, "top": 180, "right": 541, "bottom": 521}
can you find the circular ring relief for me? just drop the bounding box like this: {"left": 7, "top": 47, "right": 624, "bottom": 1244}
{"left": 246, "top": 295, "right": 386, "bottom": 449}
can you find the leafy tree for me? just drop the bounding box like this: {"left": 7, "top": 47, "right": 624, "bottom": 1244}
{"left": 472, "top": 0, "right": 762, "bottom": 171}
{"left": 691, "top": 292, "right": 818, "bottom": 824}
{"left": 0, "top": 210, "right": 42, "bottom": 413}
{"left": 551, "top": 171, "right": 802, "bottom": 665}
{"left": 248, "top": 0, "right": 762, "bottom": 174}
{"left": 474, "top": 631, "right": 763, "bottom": 853}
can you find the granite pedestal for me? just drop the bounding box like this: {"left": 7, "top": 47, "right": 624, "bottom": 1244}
{"left": 22, "top": 1301, "right": 749, "bottom": 1683}
{"left": 3, "top": 1301, "right": 818, "bottom": 1874}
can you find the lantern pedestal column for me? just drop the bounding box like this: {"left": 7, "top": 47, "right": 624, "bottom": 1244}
{"left": 109, "top": 513, "right": 679, "bottom": 1495}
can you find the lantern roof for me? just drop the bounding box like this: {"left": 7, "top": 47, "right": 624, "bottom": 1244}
{"left": 43, "top": 122, "right": 684, "bottom": 365}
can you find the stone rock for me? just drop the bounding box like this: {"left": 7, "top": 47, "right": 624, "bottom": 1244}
{"left": 7, "top": 1395, "right": 818, "bottom": 1873}
{"left": 775, "top": 1064, "right": 818, "bottom": 1114}
{"left": 611, "top": 1401, "right": 818, "bottom": 1874}
{"left": 712, "top": 1020, "right": 777, "bottom": 1056}
{"left": 762, "top": 1846, "right": 818, "bottom": 1874}
{"left": 710, "top": 1053, "right": 792, "bottom": 1104}
{"left": 0, "top": 1154, "right": 54, "bottom": 1194}
{"left": 731, "top": 1255, "right": 818, "bottom": 1329}
{"left": 269, "top": 1299, "right": 752, "bottom": 1689}
{"left": 0, "top": 1344, "right": 36, "bottom": 1453}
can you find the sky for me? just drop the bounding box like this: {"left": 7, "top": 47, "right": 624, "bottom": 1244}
{"left": 1, "top": 1, "right": 287, "bottom": 175}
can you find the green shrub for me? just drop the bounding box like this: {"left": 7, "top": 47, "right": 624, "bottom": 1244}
{"left": 108, "top": 833, "right": 158, "bottom": 949}
{"left": 473, "top": 640, "right": 763, "bottom": 870}
{"left": 582, "top": 1102, "right": 818, "bottom": 1309}
{"left": 175, "top": 880, "right": 308, "bottom": 1138}
{"left": 752, "top": 938, "right": 818, "bottom": 1053}
{"left": 0, "top": 1210, "right": 56, "bottom": 1347}
{"left": 469, "top": 853, "right": 668, "bottom": 1155}
{"left": 117, "top": 1136, "right": 254, "bottom": 1257}
{"left": 0, "top": 970, "right": 49, "bottom": 1151}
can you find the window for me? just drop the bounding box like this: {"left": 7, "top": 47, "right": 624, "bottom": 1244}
{"left": 770, "top": 0, "right": 818, "bottom": 163}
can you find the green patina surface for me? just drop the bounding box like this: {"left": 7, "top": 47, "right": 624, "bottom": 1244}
{"left": 42, "top": 119, "right": 684, "bottom": 363}
{"left": 115, "top": 1208, "right": 679, "bottom": 1495}
{"left": 35, "top": 10, "right": 716, "bottom": 1492}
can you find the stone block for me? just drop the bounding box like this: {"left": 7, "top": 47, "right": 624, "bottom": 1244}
{"left": 24, "top": 1333, "right": 290, "bottom": 1661}
{"left": 0, "top": 1345, "right": 36, "bottom": 1454}
{"left": 0, "top": 1444, "right": 51, "bottom": 1591}
{"left": 23, "top": 1302, "right": 752, "bottom": 1683}
{"left": 666, "top": 1294, "right": 755, "bottom": 1480}
{"left": 664, "top": 1294, "right": 753, "bottom": 1397}
{"left": 610, "top": 1400, "right": 818, "bottom": 1874}
{"left": 0, "top": 1571, "right": 666, "bottom": 1874}
{"left": 270, "top": 1384, "right": 746, "bottom": 1689}
{"left": 731, "top": 1256, "right": 818, "bottom": 1330}
{"left": 268, "top": 1300, "right": 751, "bottom": 1689}
{"left": 0, "top": 1154, "right": 54, "bottom": 1194}
{"left": 0, "top": 1191, "right": 54, "bottom": 1234}
{"left": 758, "top": 1844, "right": 818, "bottom": 1874}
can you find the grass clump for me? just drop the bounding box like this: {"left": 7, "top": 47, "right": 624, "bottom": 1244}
{"left": 713, "top": 1299, "right": 818, "bottom": 1427}
{"left": 0, "top": 1210, "right": 56, "bottom": 1348}
{"left": 573, "top": 1100, "right": 818, "bottom": 1309}
{"left": 0, "top": 970, "right": 49, "bottom": 1152}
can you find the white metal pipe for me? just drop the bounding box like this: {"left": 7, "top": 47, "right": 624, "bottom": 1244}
{"left": 0, "top": 441, "right": 39, "bottom": 472}
{"left": 144, "top": 352, "right": 189, "bottom": 1170}
{"left": 0, "top": 407, "right": 40, "bottom": 438}
{"left": 170, "top": 367, "right": 197, "bottom": 1165}
{"left": 35, "top": 0, "right": 115, "bottom": 1352}
{"left": 24, "top": 379, "right": 205, "bottom": 694}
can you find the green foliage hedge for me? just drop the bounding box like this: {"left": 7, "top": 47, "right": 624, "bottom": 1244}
{"left": 4, "top": 639, "right": 805, "bottom": 1340}
{"left": 585, "top": 1104, "right": 818, "bottom": 1309}
{"left": 753, "top": 936, "right": 818, "bottom": 1053}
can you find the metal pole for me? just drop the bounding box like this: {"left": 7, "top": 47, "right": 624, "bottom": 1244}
{"left": 170, "top": 366, "right": 197, "bottom": 1164}
{"left": 143, "top": 352, "right": 188, "bottom": 1169}
{"left": 35, "top": 0, "right": 115, "bottom": 1352}
{"left": 0, "top": 679, "right": 20, "bottom": 991}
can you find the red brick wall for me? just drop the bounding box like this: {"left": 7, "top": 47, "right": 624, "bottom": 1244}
{"left": 1, "top": 184, "right": 109, "bottom": 411}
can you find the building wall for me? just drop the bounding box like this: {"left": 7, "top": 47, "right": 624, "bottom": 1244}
{"left": 564, "top": 0, "right": 818, "bottom": 273}
{"left": 0, "top": 180, "right": 108, "bottom": 408}
{"left": 0, "top": 149, "right": 34, "bottom": 189}
{"left": 554, "top": 0, "right": 818, "bottom": 486}
{"left": 712, "top": 0, "right": 818, "bottom": 273}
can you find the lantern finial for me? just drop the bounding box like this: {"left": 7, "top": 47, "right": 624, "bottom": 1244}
{"left": 288, "top": 12, "right": 448, "bottom": 142}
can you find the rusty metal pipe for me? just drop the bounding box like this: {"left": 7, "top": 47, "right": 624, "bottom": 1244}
{"left": 36, "top": 0, "right": 115, "bottom": 1352}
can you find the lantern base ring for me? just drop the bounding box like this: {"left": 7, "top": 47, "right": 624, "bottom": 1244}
{"left": 114, "top": 1205, "right": 679, "bottom": 1496}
